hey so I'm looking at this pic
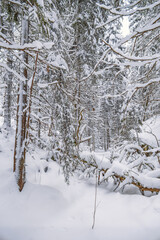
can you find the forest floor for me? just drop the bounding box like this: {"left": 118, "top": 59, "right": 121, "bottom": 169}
{"left": 0, "top": 130, "right": 160, "bottom": 240}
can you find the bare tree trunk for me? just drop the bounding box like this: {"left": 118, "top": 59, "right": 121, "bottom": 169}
{"left": 104, "top": 129, "right": 107, "bottom": 152}
{"left": 104, "top": 117, "right": 110, "bottom": 151}
{"left": 106, "top": 128, "right": 110, "bottom": 150}
{"left": 3, "top": 52, "right": 13, "bottom": 130}
{"left": 37, "top": 106, "right": 41, "bottom": 145}
{"left": 74, "top": 0, "right": 82, "bottom": 148}
{"left": 13, "top": 15, "right": 29, "bottom": 192}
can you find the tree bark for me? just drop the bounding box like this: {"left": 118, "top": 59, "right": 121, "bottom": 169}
{"left": 13, "top": 14, "right": 29, "bottom": 192}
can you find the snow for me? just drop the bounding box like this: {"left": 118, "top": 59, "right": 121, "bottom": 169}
{"left": 138, "top": 115, "right": 160, "bottom": 148}
{"left": 47, "top": 54, "right": 69, "bottom": 71}
{"left": 0, "top": 133, "right": 160, "bottom": 240}
{"left": 97, "top": 1, "right": 160, "bottom": 29}
{"left": 0, "top": 109, "right": 3, "bottom": 117}
{"left": 0, "top": 40, "right": 54, "bottom": 51}
{"left": 37, "top": 81, "right": 58, "bottom": 88}
{"left": 43, "top": 42, "right": 54, "bottom": 49}
{"left": 105, "top": 161, "right": 128, "bottom": 178}
{"left": 37, "top": 0, "right": 44, "bottom": 7}
{"left": 80, "top": 151, "right": 111, "bottom": 169}
{"left": 0, "top": 63, "right": 27, "bottom": 82}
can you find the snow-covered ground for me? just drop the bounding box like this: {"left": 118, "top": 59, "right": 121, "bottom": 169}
{"left": 0, "top": 132, "right": 160, "bottom": 240}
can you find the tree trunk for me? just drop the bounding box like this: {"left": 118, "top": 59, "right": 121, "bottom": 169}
{"left": 3, "top": 52, "right": 13, "bottom": 130}
{"left": 1, "top": 2, "right": 13, "bottom": 131}
{"left": 13, "top": 15, "right": 29, "bottom": 192}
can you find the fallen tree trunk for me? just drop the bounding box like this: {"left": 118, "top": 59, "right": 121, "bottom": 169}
{"left": 80, "top": 156, "right": 160, "bottom": 194}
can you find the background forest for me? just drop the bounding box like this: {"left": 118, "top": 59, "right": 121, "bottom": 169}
{"left": 0, "top": 0, "right": 160, "bottom": 197}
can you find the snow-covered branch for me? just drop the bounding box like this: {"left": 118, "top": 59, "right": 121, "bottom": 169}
{"left": 0, "top": 63, "right": 27, "bottom": 82}
{"left": 102, "top": 40, "right": 160, "bottom": 63}
{"left": 0, "top": 41, "right": 54, "bottom": 51}
{"left": 97, "top": 1, "right": 160, "bottom": 17}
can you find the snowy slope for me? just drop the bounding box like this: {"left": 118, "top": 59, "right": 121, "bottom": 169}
{"left": 0, "top": 132, "right": 160, "bottom": 240}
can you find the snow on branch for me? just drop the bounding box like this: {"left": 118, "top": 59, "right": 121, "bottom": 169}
{"left": 80, "top": 49, "right": 110, "bottom": 82}
{"left": 102, "top": 40, "right": 160, "bottom": 63}
{"left": 96, "top": 16, "right": 120, "bottom": 29}
{"left": 97, "top": 0, "right": 142, "bottom": 11}
{"left": 134, "top": 77, "right": 160, "bottom": 89}
{"left": 105, "top": 161, "right": 160, "bottom": 193}
{"left": 0, "top": 41, "right": 54, "bottom": 51}
{"left": 97, "top": 1, "right": 160, "bottom": 17}
{"left": 80, "top": 144, "right": 160, "bottom": 194}
{"left": 97, "top": 1, "right": 160, "bottom": 29}
{"left": 122, "top": 77, "right": 160, "bottom": 112}
{"left": 0, "top": 63, "right": 27, "bottom": 82}
{"left": 116, "top": 13, "right": 160, "bottom": 47}
{"left": 8, "top": 0, "right": 22, "bottom": 6}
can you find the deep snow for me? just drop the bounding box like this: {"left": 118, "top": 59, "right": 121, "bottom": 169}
{"left": 0, "top": 131, "right": 160, "bottom": 240}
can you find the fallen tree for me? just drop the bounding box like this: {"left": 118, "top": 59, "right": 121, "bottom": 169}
{"left": 79, "top": 143, "right": 160, "bottom": 195}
